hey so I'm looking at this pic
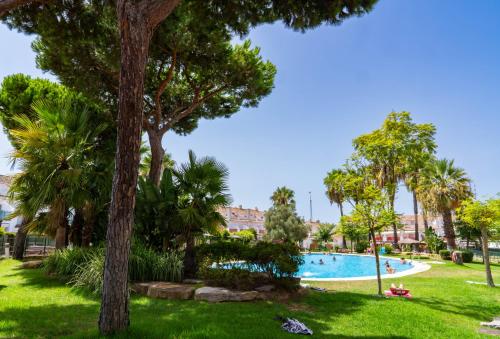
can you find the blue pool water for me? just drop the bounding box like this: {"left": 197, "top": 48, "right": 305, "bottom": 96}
{"left": 298, "top": 254, "right": 414, "bottom": 279}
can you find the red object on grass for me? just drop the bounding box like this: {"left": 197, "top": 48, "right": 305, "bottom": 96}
{"left": 385, "top": 289, "right": 412, "bottom": 299}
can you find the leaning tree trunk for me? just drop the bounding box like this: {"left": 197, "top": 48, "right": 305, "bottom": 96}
{"left": 13, "top": 220, "right": 28, "bottom": 260}
{"left": 99, "top": 0, "right": 180, "bottom": 333}
{"left": 147, "top": 129, "right": 165, "bottom": 186}
{"left": 441, "top": 209, "right": 456, "bottom": 250}
{"left": 370, "top": 228, "right": 382, "bottom": 296}
{"left": 480, "top": 225, "right": 495, "bottom": 287}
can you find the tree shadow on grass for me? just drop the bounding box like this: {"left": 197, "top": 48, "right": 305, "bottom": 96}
{"left": 410, "top": 296, "right": 497, "bottom": 322}
{"left": 0, "top": 299, "right": 409, "bottom": 339}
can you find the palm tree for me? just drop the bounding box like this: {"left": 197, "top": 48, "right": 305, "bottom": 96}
{"left": 173, "top": 150, "right": 232, "bottom": 277}
{"left": 313, "top": 223, "right": 335, "bottom": 249}
{"left": 417, "top": 159, "right": 472, "bottom": 249}
{"left": 135, "top": 168, "right": 181, "bottom": 251}
{"left": 271, "top": 186, "right": 295, "bottom": 206}
{"left": 324, "top": 169, "right": 347, "bottom": 248}
{"left": 9, "top": 99, "right": 106, "bottom": 249}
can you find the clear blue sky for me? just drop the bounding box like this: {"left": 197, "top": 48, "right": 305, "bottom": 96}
{"left": 1, "top": 0, "right": 499, "bottom": 223}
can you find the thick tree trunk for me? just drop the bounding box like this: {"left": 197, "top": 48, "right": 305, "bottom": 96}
{"left": 183, "top": 233, "right": 196, "bottom": 278}
{"left": 13, "top": 220, "right": 28, "bottom": 260}
{"left": 99, "top": 9, "right": 150, "bottom": 335}
{"left": 480, "top": 225, "right": 495, "bottom": 287}
{"left": 98, "top": 0, "right": 180, "bottom": 334}
{"left": 147, "top": 130, "right": 165, "bottom": 186}
{"left": 82, "top": 203, "right": 95, "bottom": 248}
{"left": 441, "top": 209, "right": 456, "bottom": 250}
{"left": 70, "top": 208, "right": 84, "bottom": 247}
{"left": 370, "top": 229, "right": 382, "bottom": 296}
{"left": 339, "top": 203, "right": 347, "bottom": 249}
{"left": 55, "top": 225, "right": 66, "bottom": 249}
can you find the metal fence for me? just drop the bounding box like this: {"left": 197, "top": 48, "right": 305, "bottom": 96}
{"left": 471, "top": 249, "right": 500, "bottom": 263}
{"left": 1, "top": 235, "right": 55, "bottom": 257}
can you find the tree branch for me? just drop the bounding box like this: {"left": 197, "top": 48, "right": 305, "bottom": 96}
{"left": 153, "top": 48, "right": 177, "bottom": 125}
{"left": 137, "top": 0, "right": 181, "bottom": 30}
{"left": 0, "top": 0, "right": 42, "bottom": 17}
{"left": 163, "top": 85, "right": 228, "bottom": 133}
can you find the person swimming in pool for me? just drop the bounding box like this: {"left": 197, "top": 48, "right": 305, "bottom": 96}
{"left": 319, "top": 259, "right": 325, "bottom": 265}
{"left": 385, "top": 261, "right": 396, "bottom": 274}
{"left": 310, "top": 260, "right": 315, "bottom": 264}
{"left": 332, "top": 256, "right": 336, "bottom": 262}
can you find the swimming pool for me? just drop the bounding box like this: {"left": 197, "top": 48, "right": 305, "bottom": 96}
{"left": 298, "top": 253, "right": 426, "bottom": 281}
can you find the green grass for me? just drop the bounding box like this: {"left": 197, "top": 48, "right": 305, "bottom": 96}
{"left": 0, "top": 259, "right": 499, "bottom": 338}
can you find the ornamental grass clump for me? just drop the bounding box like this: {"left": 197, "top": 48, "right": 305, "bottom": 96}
{"left": 43, "top": 243, "right": 183, "bottom": 294}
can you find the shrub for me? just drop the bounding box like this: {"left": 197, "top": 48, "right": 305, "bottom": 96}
{"left": 43, "top": 247, "right": 100, "bottom": 277}
{"left": 70, "top": 250, "right": 105, "bottom": 294}
{"left": 439, "top": 249, "right": 451, "bottom": 260}
{"left": 234, "top": 229, "right": 257, "bottom": 243}
{"left": 197, "top": 241, "right": 303, "bottom": 289}
{"left": 462, "top": 250, "right": 474, "bottom": 263}
{"left": 199, "top": 267, "right": 258, "bottom": 290}
{"left": 355, "top": 241, "right": 369, "bottom": 253}
{"left": 43, "top": 242, "right": 183, "bottom": 294}
{"left": 383, "top": 244, "right": 393, "bottom": 254}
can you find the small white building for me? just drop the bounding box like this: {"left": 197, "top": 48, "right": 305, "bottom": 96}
{"left": 0, "top": 175, "right": 22, "bottom": 233}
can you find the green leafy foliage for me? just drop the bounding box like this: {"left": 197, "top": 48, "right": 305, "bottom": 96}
{"left": 134, "top": 169, "right": 180, "bottom": 251}
{"left": 355, "top": 241, "right": 369, "bottom": 253}
{"left": 43, "top": 243, "right": 183, "bottom": 294}
{"left": 313, "top": 223, "right": 335, "bottom": 248}
{"left": 424, "top": 227, "right": 445, "bottom": 254}
{"left": 197, "top": 241, "right": 303, "bottom": 289}
{"left": 383, "top": 244, "right": 393, "bottom": 254}
{"left": 234, "top": 229, "right": 257, "bottom": 242}
{"left": 439, "top": 249, "right": 451, "bottom": 260}
{"left": 461, "top": 250, "right": 474, "bottom": 263}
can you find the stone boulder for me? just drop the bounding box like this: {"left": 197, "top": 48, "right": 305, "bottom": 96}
{"left": 194, "top": 286, "right": 259, "bottom": 302}
{"left": 182, "top": 278, "right": 203, "bottom": 284}
{"left": 146, "top": 282, "right": 195, "bottom": 300}
{"left": 21, "top": 260, "right": 43, "bottom": 269}
{"left": 255, "top": 284, "right": 275, "bottom": 292}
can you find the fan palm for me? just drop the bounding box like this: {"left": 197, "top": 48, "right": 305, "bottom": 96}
{"left": 313, "top": 223, "right": 335, "bottom": 249}
{"left": 173, "top": 150, "right": 232, "bottom": 277}
{"left": 417, "top": 159, "right": 472, "bottom": 249}
{"left": 9, "top": 99, "right": 106, "bottom": 248}
{"left": 135, "top": 168, "right": 181, "bottom": 251}
{"left": 271, "top": 186, "right": 295, "bottom": 206}
{"left": 324, "top": 169, "right": 347, "bottom": 248}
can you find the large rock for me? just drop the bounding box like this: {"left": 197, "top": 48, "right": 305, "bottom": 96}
{"left": 21, "top": 260, "right": 43, "bottom": 269}
{"left": 194, "top": 287, "right": 259, "bottom": 302}
{"left": 130, "top": 282, "right": 152, "bottom": 295}
{"left": 255, "top": 284, "right": 275, "bottom": 292}
{"left": 146, "top": 282, "right": 195, "bottom": 300}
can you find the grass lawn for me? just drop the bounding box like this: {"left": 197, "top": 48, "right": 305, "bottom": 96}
{"left": 0, "top": 258, "right": 499, "bottom": 338}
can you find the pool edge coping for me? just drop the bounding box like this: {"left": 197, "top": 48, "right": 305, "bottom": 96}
{"left": 299, "top": 253, "right": 431, "bottom": 281}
